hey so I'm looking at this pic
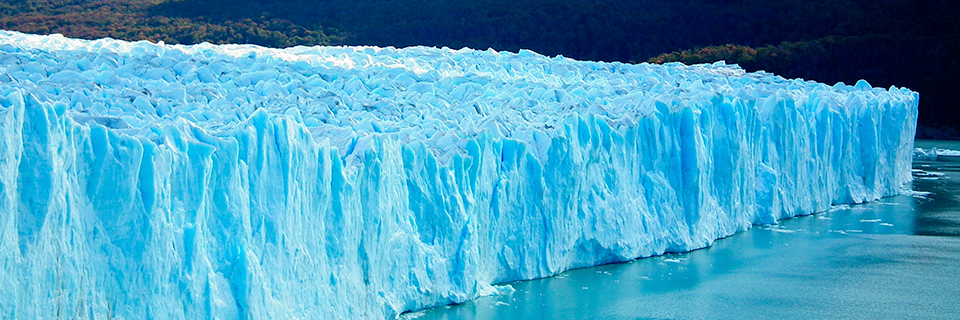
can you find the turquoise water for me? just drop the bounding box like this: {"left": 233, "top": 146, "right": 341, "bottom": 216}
{"left": 408, "top": 140, "right": 960, "bottom": 320}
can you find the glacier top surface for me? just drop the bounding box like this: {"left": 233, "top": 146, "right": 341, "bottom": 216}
{"left": 0, "top": 30, "right": 915, "bottom": 161}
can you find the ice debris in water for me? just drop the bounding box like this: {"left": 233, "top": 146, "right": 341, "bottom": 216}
{"left": 914, "top": 147, "right": 960, "bottom": 161}
{"left": 0, "top": 30, "right": 918, "bottom": 319}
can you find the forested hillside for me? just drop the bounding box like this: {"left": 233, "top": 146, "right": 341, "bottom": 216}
{"left": 0, "top": 0, "right": 338, "bottom": 48}
{"left": 2, "top": 0, "right": 958, "bottom": 137}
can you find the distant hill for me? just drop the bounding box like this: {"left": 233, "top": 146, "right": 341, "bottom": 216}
{"left": 2, "top": 0, "right": 958, "bottom": 137}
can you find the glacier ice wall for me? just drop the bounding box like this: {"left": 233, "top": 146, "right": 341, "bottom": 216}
{"left": 0, "top": 30, "right": 917, "bottom": 319}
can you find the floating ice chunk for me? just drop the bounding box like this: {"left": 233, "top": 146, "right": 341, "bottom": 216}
{"left": 914, "top": 147, "right": 960, "bottom": 161}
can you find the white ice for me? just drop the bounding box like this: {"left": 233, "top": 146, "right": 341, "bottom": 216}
{"left": 0, "top": 30, "right": 917, "bottom": 319}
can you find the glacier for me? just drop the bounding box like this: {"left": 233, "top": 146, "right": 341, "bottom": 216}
{"left": 0, "top": 30, "right": 917, "bottom": 319}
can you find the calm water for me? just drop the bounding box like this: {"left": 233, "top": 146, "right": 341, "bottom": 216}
{"left": 408, "top": 139, "right": 960, "bottom": 320}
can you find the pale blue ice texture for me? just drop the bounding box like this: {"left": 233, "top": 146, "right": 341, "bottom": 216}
{"left": 0, "top": 30, "right": 917, "bottom": 319}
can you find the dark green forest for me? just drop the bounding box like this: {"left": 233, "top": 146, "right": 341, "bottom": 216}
{"left": 2, "top": 0, "right": 958, "bottom": 138}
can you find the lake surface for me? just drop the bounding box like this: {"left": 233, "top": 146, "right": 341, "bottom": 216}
{"left": 407, "top": 139, "right": 960, "bottom": 320}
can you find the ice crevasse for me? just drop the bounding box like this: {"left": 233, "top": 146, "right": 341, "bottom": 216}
{"left": 0, "top": 30, "right": 917, "bottom": 319}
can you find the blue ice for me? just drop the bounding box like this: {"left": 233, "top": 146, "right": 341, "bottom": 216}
{"left": 0, "top": 30, "right": 917, "bottom": 319}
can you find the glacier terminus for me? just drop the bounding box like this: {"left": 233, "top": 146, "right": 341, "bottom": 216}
{"left": 0, "top": 30, "right": 917, "bottom": 319}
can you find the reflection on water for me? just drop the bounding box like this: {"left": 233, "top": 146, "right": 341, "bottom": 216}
{"left": 408, "top": 140, "right": 960, "bottom": 320}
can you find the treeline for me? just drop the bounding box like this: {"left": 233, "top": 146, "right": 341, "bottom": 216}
{"left": 1, "top": 0, "right": 958, "bottom": 136}
{"left": 7, "top": 0, "right": 952, "bottom": 63}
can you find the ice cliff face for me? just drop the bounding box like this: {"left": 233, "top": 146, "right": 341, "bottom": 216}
{"left": 0, "top": 30, "right": 917, "bottom": 319}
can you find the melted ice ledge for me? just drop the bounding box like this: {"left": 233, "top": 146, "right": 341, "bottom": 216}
{"left": 0, "top": 31, "right": 917, "bottom": 319}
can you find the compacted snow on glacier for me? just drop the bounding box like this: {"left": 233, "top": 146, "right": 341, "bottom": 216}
{"left": 0, "top": 30, "right": 917, "bottom": 319}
